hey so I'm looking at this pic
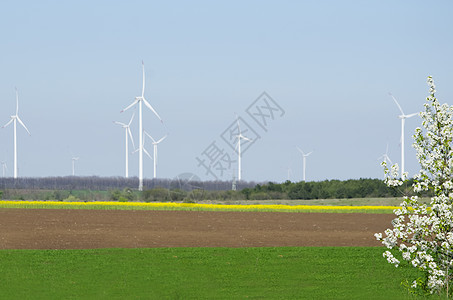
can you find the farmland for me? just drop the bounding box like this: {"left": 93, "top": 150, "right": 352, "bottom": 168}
{"left": 0, "top": 203, "right": 435, "bottom": 299}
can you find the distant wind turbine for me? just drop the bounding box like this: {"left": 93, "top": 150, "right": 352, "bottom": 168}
{"left": 121, "top": 61, "right": 163, "bottom": 191}
{"left": 378, "top": 143, "right": 393, "bottom": 166}
{"left": 389, "top": 93, "right": 418, "bottom": 176}
{"left": 235, "top": 115, "right": 252, "bottom": 181}
{"left": 72, "top": 157, "right": 79, "bottom": 176}
{"left": 144, "top": 131, "right": 167, "bottom": 179}
{"left": 114, "top": 112, "right": 136, "bottom": 178}
{"left": 1, "top": 88, "right": 31, "bottom": 178}
{"left": 287, "top": 166, "right": 293, "bottom": 182}
{"left": 1, "top": 161, "right": 7, "bottom": 177}
{"left": 296, "top": 147, "right": 312, "bottom": 182}
{"left": 133, "top": 130, "right": 152, "bottom": 163}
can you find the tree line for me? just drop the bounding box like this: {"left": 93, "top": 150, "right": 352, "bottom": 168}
{"left": 0, "top": 176, "right": 256, "bottom": 191}
{"left": 0, "top": 176, "right": 431, "bottom": 202}
{"left": 241, "top": 178, "right": 429, "bottom": 200}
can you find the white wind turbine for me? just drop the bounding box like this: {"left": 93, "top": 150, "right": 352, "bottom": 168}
{"left": 296, "top": 147, "right": 312, "bottom": 182}
{"left": 121, "top": 61, "right": 163, "bottom": 191}
{"left": 287, "top": 166, "right": 293, "bottom": 182}
{"left": 1, "top": 161, "right": 7, "bottom": 177}
{"left": 378, "top": 143, "right": 393, "bottom": 166}
{"left": 234, "top": 116, "right": 252, "bottom": 181}
{"left": 133, "top": 130, "right": 153, "bottom": 162}
{"left": 389, "top": 93, "right": 418, "bottom": 176}
{"left": 2, "top": 88, "right": 31, "bottom": 178}
{"left": 144, "top": 131, "right": 167, "bottom": 179}
{"left": 114, "top": 113, "right": 136, "bottom": 178}
{"left": 72, "top": 157, "right": 79, "bottom": 176}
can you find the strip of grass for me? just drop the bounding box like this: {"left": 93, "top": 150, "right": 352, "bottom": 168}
{"left": 0, "top": 247, "right": 426, "bottom": 299}
{"left": 0, "top": 200, "right": 398, "bottom": 213}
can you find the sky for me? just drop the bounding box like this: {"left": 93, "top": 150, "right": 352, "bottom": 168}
{"left": 0, "top": 0, "right": 452, "bottom": 183}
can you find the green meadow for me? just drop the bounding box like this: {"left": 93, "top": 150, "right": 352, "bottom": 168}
{"left": 0, "top": 247, "right": 428, "bottom": 299}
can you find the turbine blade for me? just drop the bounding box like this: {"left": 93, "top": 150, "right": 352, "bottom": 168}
{"left": 388, "top": 93, "right": 405, "bottom": 115}
{"left": 114, "top": 121, "right": 127, "bottom": 126}
{"left": 406, "top": 112, "right": 419, "bottom": 118}
{"left": 127, "top": 127, "right": 136, "bottom": 150}
{"left": 128, "top": 111, "right": 135, "bottom": 126}
{"left": 235, "top": 113, "right": 242, "bottom": 134}
{"left": 143, "top": 147, "right": 152, "bottom": 160}
{"left": 386, "top": 155, "right": 393, "bottom": 165}
{"left": 144, "top": 131, "right": 156, "bottom": 143}
{"left": 2, "top": 118, "right": 14, "bottom": 128}
{"left": 121, "top": 99, "right": 139, "bottom": 113}
{"left": 296, "top": 146, "right": 304, "bottom": 155}
{"left": 306, "top": 151, "right": 313, "bottom": 156}
{"left": 142, "top": 98, "right": 163, "bottom": 122}
{"left": 16, "top": 116, "right": 31, "bottom": 135}
{"left": 156, "top": 134, "right": 167, "bottom": 144}
{"left": 15, "top": 87, "right": 19, "bottom": 115}
{"left": 142, "top": 61, "right": 145, "bottom": 98}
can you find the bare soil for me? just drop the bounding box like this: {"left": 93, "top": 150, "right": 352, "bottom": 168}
{"left": 0, "top": 209, "right": 394, "bottom": 249}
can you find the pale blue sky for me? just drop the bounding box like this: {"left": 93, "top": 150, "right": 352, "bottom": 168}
{"left": 1, "top": 0, "right": 452, "bottom": 182}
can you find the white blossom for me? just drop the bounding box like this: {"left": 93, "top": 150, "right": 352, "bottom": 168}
{"left": 376, "top": 77, "right": 453, "bottom": 295}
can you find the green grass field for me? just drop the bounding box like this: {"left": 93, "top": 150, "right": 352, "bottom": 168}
{"left": 0, "top": 247, "right": 428, "bottom": 299}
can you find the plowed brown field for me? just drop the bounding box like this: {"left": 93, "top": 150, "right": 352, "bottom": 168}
{"left": 0, "top": 208, "right": 394, "bottom": 249}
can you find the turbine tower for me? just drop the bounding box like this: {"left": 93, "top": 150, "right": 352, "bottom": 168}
{"left": 121, "top": 61, "right": 163, "bottom": 191}
{"left": 144, "top": 131, "right": 167, "bottom": 179}
{"left": 389, "top": 93, "right": 418, "bottom": 176}
{"left": 235, "top": 116, "right": 251, "bottom": 181}
{"left": 1, "top": 88, "right": 31, "bottom": 178}
{"left": 72, "top": 157, "right": 79, "bottom": 176}
{"left": 296, "top": 147, "right": 312, "bottom": 182}
{"left": 114, "top": 113, "right": 135, "bottom": 178}
{"left": 1, "top": 161, "right": 7, "bottom": 177}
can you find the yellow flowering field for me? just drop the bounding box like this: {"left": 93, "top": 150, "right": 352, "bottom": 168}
{"left": 0, "top": 200, "right": 401, "bottom": 213}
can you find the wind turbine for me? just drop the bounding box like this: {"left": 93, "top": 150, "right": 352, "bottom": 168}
{"left": 378, "top": 143, "right": 393, "bottom": 166}
{"left": 72, "top": 157, "right": 79, "bottom": 176}
{"left": 114, "top": 112, "right": 136, "bottom": 178}
{"left": 121, "top": 61, "right": 163, "bottom": 191}
{"left": 234, "top": 116, "right": 252, "bottom": 181}
{"left": 389, "top": 93, "right": 418, "bottom": 176}
{"left": 296, "top": 147, "right": 312, "bottom": 182}
{"left": 144, "top": 131, "right": 167, "bottom": 179}
{"left": 1, "top": 161, "right": 7, "bottom": 177}
{"left": 287, "top": 166, "right": 293, "bottom": 182}
{"left": 1, "top": 88, "right": 31, "bottom": 178}
{"left": 133, "top": 130, "right": 152, "bottom": 164}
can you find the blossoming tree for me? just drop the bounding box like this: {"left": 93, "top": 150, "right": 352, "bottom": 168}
{"left": 376, "top": 76, "right": 453, "bottom": 295}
